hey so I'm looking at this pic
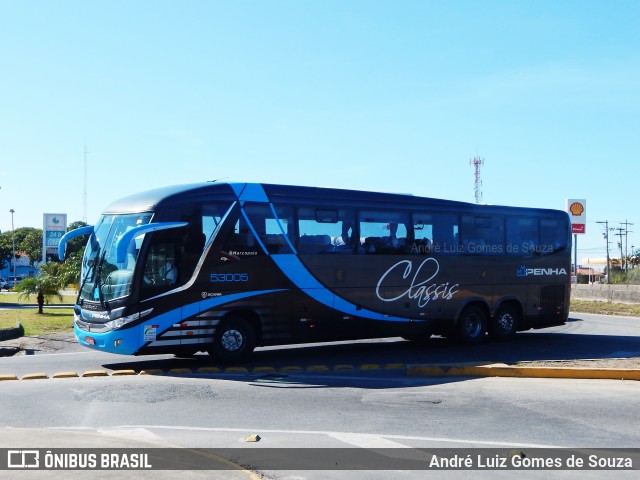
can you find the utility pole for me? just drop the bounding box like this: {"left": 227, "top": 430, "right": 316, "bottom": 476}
{"left": 614, "top": 227, "right": 625, "bottom": 271}
{"left": 469, "top": 156, "right": 484, "bottom": 204}
{"left": 620, "top": 220, "right": 634, "bottom": 272}
{"left": 596, "top": 220, "right": 611, "bottom": 284}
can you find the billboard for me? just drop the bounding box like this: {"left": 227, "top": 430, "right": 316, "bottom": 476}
{"left": 43, "top": 213, "right": 67, "bottom": 258}
{"left": 566, "top": 199, "right": 586, "bottom": 234}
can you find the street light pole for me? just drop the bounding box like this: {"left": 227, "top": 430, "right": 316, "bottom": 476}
{"left": 9, "top": 209, "right": 16, "bottom": 284}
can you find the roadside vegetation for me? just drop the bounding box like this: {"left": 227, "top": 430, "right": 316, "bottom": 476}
{"left": 0, "top": 308, "right": 74, "bottom": 336}
{"left": 609, "top": 269, "right": 640, "bottom": 285}
{"left": 570, "top": 300, "right": 640, "bottom": 317}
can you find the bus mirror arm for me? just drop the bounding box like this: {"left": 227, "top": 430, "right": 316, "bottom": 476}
{"left": 58, "top": 226, "right": 95, "bottom": 260}
{"left": 115, "top": 222, "right": 188, "bottom": 264}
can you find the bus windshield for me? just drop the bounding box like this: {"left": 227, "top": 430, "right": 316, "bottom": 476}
{"left": 79, "top": 213, "right": 152, "bottom": 304}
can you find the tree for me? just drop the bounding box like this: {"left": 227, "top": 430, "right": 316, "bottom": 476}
{"left": 15, "top": 262, "right": 63, "bottom": 314}
{"left": 65, "top": 221, "right": 89, "bottom": 258}
{"left": 58, "top": 221, "right": 89, "bottom": 287}
{"left": 20, "top": 228, "right": 43, "bottom": 265}
{"left": 0, "top": 231, "right": 12, "bottom": 271}
{"left": 60, "top": 251, "right": 83, "bottom": 287}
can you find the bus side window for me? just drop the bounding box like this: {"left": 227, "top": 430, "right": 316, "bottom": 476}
{"left": 540, "top": 218, "right": 567, "bottom": 255}
{"left": 221, "top": 218, "right": 260, "bottom": 254}
{"left": 243, "top": 204, "right": 293, "bottom": 254}
{"left": 358, "top": 211, "right": 409, "bottom": 254}
{"left": 431, "top": 214, "right": 460, "bottom": 255}
{"left": 142, "top": 234, "right": 178, "bottom": 290}
{"left": 507, "top": 217, "right": 538, "bottom": 256}
{"left": 297, "top": 208, "right": 357, "bottom": 254}
{"left": 411, "top": 214, "right": 433, "bottom": 254}
{"left": 460, "top": 215, "right": 505, "bottom": 255}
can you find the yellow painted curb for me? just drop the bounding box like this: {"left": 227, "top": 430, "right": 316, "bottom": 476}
{"left": 82, "top": 370, "right": 109, "bottom": 377}
{"left": 384, "top": 363, "right": 406, "bottom": 370}
{"left": 334, "top": 364, "right": 354, "bottom": 371}
{"left": 360, "top": 363, "right": 381, "bottom": 371}
{"left": 52, "top": 372, "right": 79, "bottom": 379}
{"left": 407, "top": 364, "right": 640, "bottom": 381}
{"left": 0, "top": 374, "right": 19, "bottom": 381}
{"left": 279, "top": 366, "right": 303, "bottom": 372}
{"left": 139, "top": 369, "right": 165, "bottom": 375}
{"left": 197, "top": 367, "right": 221, "bottom": 374}
{"left": 306, "top": 365, "right": 330, "bottom": 372}
{"left": 21, "top": 373, "right": 48, "bottom": 380}
{"left": 252, "top": 366, "right": 276, "bottom": 374}
{"left": 225, "top": 367, "right": 249, "bottom": 373}
{"left": 168, "top": 368, "right": 192, "bottom": 375}
{"left": 111, "top": 369, "right": 137, "bottom": 376}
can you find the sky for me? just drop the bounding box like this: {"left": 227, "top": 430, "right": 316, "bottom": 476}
{"left": 1, "top": 0, "right": 638, "bottom": 263}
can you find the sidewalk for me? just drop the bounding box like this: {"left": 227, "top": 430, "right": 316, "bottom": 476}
{"left": 0, "top": 331, "right": 84, "bottom": 357}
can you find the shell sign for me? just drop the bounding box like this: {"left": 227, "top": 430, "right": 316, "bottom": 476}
{"left": 566, "top": 199, "right": 586, "bottom": 234}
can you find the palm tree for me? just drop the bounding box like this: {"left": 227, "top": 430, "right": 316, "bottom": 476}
{"left": 15, "top": 263, "right": 63, "bottom": 314}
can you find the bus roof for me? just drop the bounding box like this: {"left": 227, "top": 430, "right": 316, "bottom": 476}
{"left": 102, "top": 182, "right": 566, "bottom": 218}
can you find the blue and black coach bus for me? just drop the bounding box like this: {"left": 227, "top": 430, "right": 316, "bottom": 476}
{"left": 59, "top": 182, "right": 571, "bottom": 361}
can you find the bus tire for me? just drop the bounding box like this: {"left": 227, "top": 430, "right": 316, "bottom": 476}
{"left": 489, "top": 304, "right": 519, "bottom": 340}
{"left": 456, "top": 305, "right": 487, "bottom": 344}
{"left": 210, "top": 316, "right": 256, "bottom": 362}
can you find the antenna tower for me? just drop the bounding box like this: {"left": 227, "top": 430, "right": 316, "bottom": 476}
{"left": 470, "top": 156, "right": 484, "bottom": 203}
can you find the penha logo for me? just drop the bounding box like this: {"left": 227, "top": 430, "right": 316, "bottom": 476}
{"left": 517, "top": 265, "right": 567, "bottom": 277}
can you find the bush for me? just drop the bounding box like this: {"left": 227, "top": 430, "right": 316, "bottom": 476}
{"left": 609, "top": 269, "right": 640, "bottom": 285}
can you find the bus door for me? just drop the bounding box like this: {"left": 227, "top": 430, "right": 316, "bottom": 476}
{"left": 292, "top": 207, "right": 361, "bottom": 340}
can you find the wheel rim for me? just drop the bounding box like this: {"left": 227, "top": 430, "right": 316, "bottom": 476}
{"left": 497, "top": 312, "right": 514, "bottom": 334}
{"left": 220, "top": 329, "right": 244, "bottom": 352}
{"left": 463, "top": 313, "right": 483, "bottom": 338}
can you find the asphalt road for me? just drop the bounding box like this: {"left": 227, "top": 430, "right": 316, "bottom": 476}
{"left": 1, "top": 312, "right": 639, "bottom": 479}
{"left": 1, "top": 312, "right": 639, "bottom": 378}
{"left": 1, "top": 371, "right": 639, "bottom": 479}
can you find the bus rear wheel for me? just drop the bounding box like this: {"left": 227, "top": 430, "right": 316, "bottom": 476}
{"left": 456, "top": 305, "right": 487, "bottom": 344}
{"left": 489, "top": 305, "right": 519, "bottom": 340}
{"left": 210, "top": 316, "right": 256, "bottom": 362}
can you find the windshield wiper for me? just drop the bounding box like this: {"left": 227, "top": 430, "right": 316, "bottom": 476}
{"left": 94, "top": 249, "right": 108, "bottom": 310}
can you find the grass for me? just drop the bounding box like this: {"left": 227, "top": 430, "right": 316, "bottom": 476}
{"left": 0, "top": 292, "right": 77, "bottom": 305}
{"left": 0, "top": 308, "right": 74, "bottom": 336}
{"left": 1, "top": 292, "right": 75, "bottom": 336}
{"left": 570, "top": 300, "right": 640, "bottom": 317}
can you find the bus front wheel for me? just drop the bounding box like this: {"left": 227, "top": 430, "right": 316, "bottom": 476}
{"left": 210, "top": 316, "right": 256, "bottom": 362}
{"left": 456, "top": 305, "right": 487, "bottom": 344}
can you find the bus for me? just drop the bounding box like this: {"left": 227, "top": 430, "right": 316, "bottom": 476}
{"left": 59, "top": 182, "right": 571, "bottom": 361}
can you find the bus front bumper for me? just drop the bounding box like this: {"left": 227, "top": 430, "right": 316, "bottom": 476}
{"left": 74, "top": 323, "right": 142, "bottom": 355}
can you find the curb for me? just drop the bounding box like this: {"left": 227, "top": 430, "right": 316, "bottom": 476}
{"left": 1, "top": 362, "right": 640, "bottom": 382}
{"left": 407, "top": 363, "right": 640, "bottom": 381}
{"left": 0, "top": 325, "right": 23, "bottom": 342}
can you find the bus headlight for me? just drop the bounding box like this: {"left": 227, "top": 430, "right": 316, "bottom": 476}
{"left": 106, "top": 308, "right": 153, "bottom": 330}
